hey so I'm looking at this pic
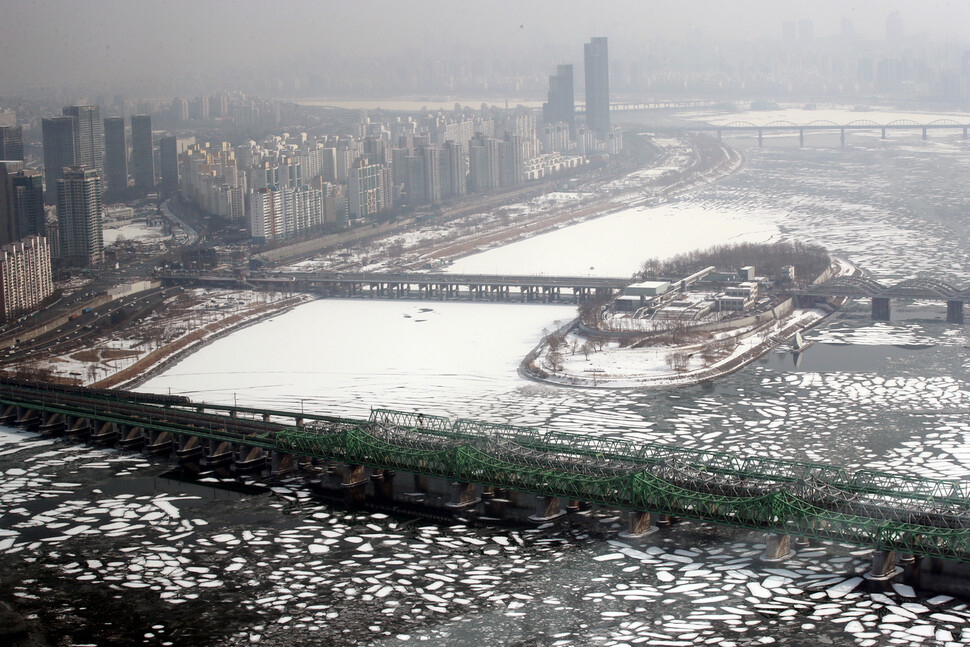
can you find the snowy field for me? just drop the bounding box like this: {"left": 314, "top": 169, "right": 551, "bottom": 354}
{"left": 102, "top": 219, "right": 170, "bottom": 245}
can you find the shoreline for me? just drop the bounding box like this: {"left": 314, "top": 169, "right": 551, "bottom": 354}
{"left": 520, "top": 259, "right": 855, "bottom": 389}
{"left": 97, "top": 294, "right": 312, "bottom": 390}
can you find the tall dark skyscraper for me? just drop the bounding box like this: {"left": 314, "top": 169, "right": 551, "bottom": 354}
{"left": 62, "top": 105, "right": 103, "bottom": 172}
{"left": 103, "top": 116, "right": 128, "bottom": 197}
{"left": 56, "top": 166, "right": 104, "bottom": 267}
{"left": 159, "top": 135, "right": 178, "bottom": 188}
{"left": 584, "top": 36, "right": 610, "bottom": 139}
{"left": 542, "top": 64, "right": 575, "bottom": 137}
{"left": 41, "top": 116, "right": 77, "bottom": 204}
{"left": 130, "top": 115, "right": 155, "bottom": 191}
{"left": 0, "top": 161, "right": 45, "bottom": 246}
{"left": 0, "top": 126, "right": 24, "bottom": 162}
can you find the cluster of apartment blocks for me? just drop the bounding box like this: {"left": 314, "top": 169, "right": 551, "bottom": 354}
{"left": 182, "top": 104, "right": 620, "bottom": 243}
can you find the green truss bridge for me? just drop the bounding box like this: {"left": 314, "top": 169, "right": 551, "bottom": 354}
{"left": 1, "top": 378, "right": 968, "bottom": 569}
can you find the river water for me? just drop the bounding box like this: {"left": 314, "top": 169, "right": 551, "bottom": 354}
{"left": 3, "top": 113, "right": 970, "bottom": 646}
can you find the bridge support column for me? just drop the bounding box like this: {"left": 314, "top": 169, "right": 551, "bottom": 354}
{"left": 528, "top": 496, "right": 565, "bottom": 523}
{"left": 619, "top": 511, "right": 658, "bottom": 539}
{"left": 341, "top": 464, "right": 367, "bottom": 488}
{"left": 946, "top": 300, "right": 964, "bottom": 324}
{"left": 799, "top": 128, "right": 804, "bottom": 147}
{"left": 758, "top": 129, "right": 763, "bottom": 147}
{"left": 445, "top": 482, "right": 480, "bottom": 509}
{"left": 716, "top": 129, "right": 721, "bottom": 141}
{"left": 882, "top": 128, "right": 887, "bottom": 139}
{"left": 964, "top": 127, "right": 968, "bottom": 139}
{"left": 865, "top": 550, "right": 902, "bottom": 580}
{"left": 871, "top": 297, "right": 891, "bottom": 321}
{"left": 840, "top": 128, "right": 846, "bottom": 147}
{"left": 761, "top": 533, "right": 793, "bottom": 562}
{"left": 922, "top": 127, "right": 928, "bottom": 140}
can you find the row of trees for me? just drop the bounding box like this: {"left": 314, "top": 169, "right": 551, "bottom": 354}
{"left": 640, "top": 241, "right": 830, "bottom": 286}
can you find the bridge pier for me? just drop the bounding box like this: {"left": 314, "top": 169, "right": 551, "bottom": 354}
{"left": 865, "top": 550, "right": 902, "bottom": 581}
{"left": 947, "top": 300, "right": 964, "bottom": 324}
{"left": 922, "top": 127, "right": 928, "bottom": 140}
{"left": 619, "top": 511, "right": 658, "bottom": 539}
{"left": 761, "top": 533, "right": 793, "bottom": 562}
{"left": 871, "top": 297, "right": 891, "bottom": 321}
{"left": 799, "top": 128, "right": 804, "bottom": 147}
{"left": 758, "top": 129, "right": 763, "bottom": 147}
{"left": 528, "top": 496, "right": 565, "bottom": 523}
{"left": 341, "top": 464, "right": 368, "bottom": 488}
{"left": 445, "top": 481, "right": 481, "bottom": 509}
{"left": 716, "top": 129, "right": 721, "bottom": 141}
{"left": 840, "top": 128, "right": 845, "bottom": 147}
{"left": 964, "top": 127, "right": 968, "bottom": 139}
{"left": 882, "top": 127, "right": 887, "bottom": 139}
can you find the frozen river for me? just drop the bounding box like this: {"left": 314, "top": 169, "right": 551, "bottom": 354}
{"left": 3, "top": 109, "right": 970, "bottom": 645}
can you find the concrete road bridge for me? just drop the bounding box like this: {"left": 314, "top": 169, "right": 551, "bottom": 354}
{"left": 658, "top": 118, "right": 970, "bottom": 146}
{"left": 797, "top": 276, "right": 970, "bottom": 323}
{"left": 161, "top": 271, "right": 632, "bottom": 304}
{"left": 3, "top": 378, "right": 969, "bottom": 577}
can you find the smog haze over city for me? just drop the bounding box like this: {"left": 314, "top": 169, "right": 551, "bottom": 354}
{"left": 4, "top": 0, "right": 970, "bottom": 96}
{"left": 4, "top": 1, "right": 970, "bottom": 646}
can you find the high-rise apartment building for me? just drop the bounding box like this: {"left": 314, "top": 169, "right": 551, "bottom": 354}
{"left": 103, "top": 116, "right": 128, "bottom": 197}
{"left": 347, "top": 159, "right": 385, "bottom": 220}
{"left": 468, "top": 136, "right": 500, "bottom": 192}
{"left": 0, "top": 235, "right": 53, "bottom": 323}
{"left": 0, "top": 126, "right": 24, "bottom": 162}
{"left": 441, "top": 140, "right": 467, "bottom": 198}
{"left": 62, "top": 105, "right": 103, "bottom": 172}
{"left": 130, "top": 114, "right": 155, "bottom": 191}
{"left": 584, "top": 37, "right": 610, "bottom": 139}
{"left": 56, "top": 166, "right": 104, "bottom": 267}
{"left": 41, "top": 116, "right": 78, "bottom": 204}
{"left": 543, "top": 64, "right": 575, "bottom": 137}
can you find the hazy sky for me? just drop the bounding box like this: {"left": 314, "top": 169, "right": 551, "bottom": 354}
{"left": 3, "top": 0, "right": 969, "bottom": 92}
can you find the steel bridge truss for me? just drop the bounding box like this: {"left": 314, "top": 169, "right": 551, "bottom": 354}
{"left": 272, "top": 408, "right": 970, "bottom": 562}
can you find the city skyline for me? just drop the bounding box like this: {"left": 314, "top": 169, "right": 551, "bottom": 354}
{"left": 3, "top": 1, "right": 970, "bottom": 97}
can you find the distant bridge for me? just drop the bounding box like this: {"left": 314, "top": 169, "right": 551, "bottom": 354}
{"left": 576, "top": 99, "right": 723, "bottom": 114}
{"left": 161, "top": 271, "right": 632, "bottom": 304}
{"left": 798, "top": 276, "right": 970, "bottom": 322}
{"left": 658, "top": 119, "right": 970, "bottom": 146}
{"left": 2, "top": 378, "right": 970, "bottom": 574}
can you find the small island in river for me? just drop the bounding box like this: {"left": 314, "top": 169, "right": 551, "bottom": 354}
{"left": 522, "top": 241, "right": 855, "bottom": 388}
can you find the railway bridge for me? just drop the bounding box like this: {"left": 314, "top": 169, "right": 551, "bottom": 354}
{"left": 797, "top": 276, "right": 970, "bottom": 323}
{"left": 2, "top": 378, "right": 969, "bottom": 579}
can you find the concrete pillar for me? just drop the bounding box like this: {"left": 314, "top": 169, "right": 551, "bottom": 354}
{"left": 716, "top": 129, "right": 721, "bottom": 141}
{"left": 882, "top": 127, "right": 887, "bottom": 139}
{"left": 445, "top": 482, "right": 480, "bottom": 509}
{"left": 762, "top": 533, "right": 793, "bottom": 562}
{"left": 341, "top": 464, "right": 367, "bottom": 488}
{"left": 922, "top": 127, "right": 928, "bottom": 140}
{"left": 964, "top": 127, "right": 968, "bottom": 139}
{"left": 619, "top": 511, "right": 658, "bottom": 539}
{"left": 655, "top": 514, "right": 671, "bottom": 525}
{"left": 799, "top": 128, "right": 804, "bottom": 147}
{"left": 565, "top": 499, "right": 581, "bottom": 512}
{"left": 528, "top": 496, "right": 564, "bottom": 523}
{"left": 758, "top": 129, "right": 763, "bottom": 147}
{"left": 866, "top": 550, "right": 901, "bottom": 580}
{"left": 946, "top": 300, "right": 964, "bottom": 324}
{"left": 871, "top": 297, "right": 891, "bottom": 321}
{"left": 840, "top": 128, "right": 846, "bottom": 147}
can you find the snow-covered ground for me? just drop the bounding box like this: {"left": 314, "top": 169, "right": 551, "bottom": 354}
{"left": 102, "top": 219, "right": 170, "bottom": 245}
